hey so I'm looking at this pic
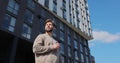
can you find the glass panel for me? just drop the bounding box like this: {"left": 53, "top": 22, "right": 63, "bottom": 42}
{"left": 85, "top": 47, "right": 88, "bottom": 55}
{"left": 81, "top": 53, "right": 84, "bottom": 62}
{"left": 45, "top": 0, "right": 49, "bottom": 8}
{"left": 80, "top": 43, "right": 83, "bottom": 52}
{"left": 2, "top": 14, "right": 16, "bottom": 32}
{"left": 75, "top": 51, "right": 78, "bottom": 60}
{"left": 7, "top": 0, "right": 19, "bottom": 15}
{"left": 86, "top": 56, "right": 89, "bottom": 63}
{"left": 27, "top": 0, "right": 35, "bottom": 9}
{"left": 60, "top": 43, "right": 64, "bottom": 54}
{"left": 61, "top": 56, "right": 65, "bottom": 63}
{"left": 53, "top": 2, "right": 57, "bottom": 13}
{"left": 25, "top": 10, "right": 34, "bottom": 23}
{"left": 60, "top": 31, "right": 64, "bottom": 41}
{"left": 53, "top": 28, "right": 56, "bottom": 37}
{"left": 22, "top": 24, "right": 31, "bottom": 39}
{"left": 60, "top": 22, "right": 64, "bottom": 30}
{"left": 9, "top": 26, "right": 14, "bottom": 32}
{"left": 68, "top": 47, "right": 71, "bottom": 57}
{"left": 74, "top": 39, "right": 78, "bottom": 49}
{"left": 68, "top": 36, "right": 71, "bottom": 45}
{"left": 10, "top": 18, "right": 16, "bottom": 26}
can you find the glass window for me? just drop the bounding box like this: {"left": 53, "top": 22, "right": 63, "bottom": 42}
{"left": 68, "top": 35, "right": 71, "bottom": 45}
{"left": 68, "top": 47, "right": 71, "bottom": 57}
{"left": 60, "top": 43, "right": 64, "bottom": 54}
{"left": 74, "top": 32, "right": 77, "bottom": 39}
{"left": 85, "top": 47, "right": 88, "bottom": 55}
{"left": 68, "top": 58, "right": 71, "bottom": 63}
{"left": 63, "top": 10, "right": 66, "bottom": 20}
{"left": 2, "top": 14, "right": 16, "bottom": 32}
{"left": 62, "top": 0, "right": 66, "bottom": 9}
{"left": 60, "top": 31, "right": 64, "bottom": 41}
{"left": 60, "top": 22, "right": 64, "bottom": 30}
{"left": 45, "top": 0, "right": 49, "bottom": 8}
{"left": 86, "top": 56, "right": 89, "bottom": 63}
{"left": 80, "top": 43, "right": 83, "bottom": 52}
{"left": 74, "top": 39, "right": 78, "bottom": 49}
{"left": 22, "top": 24, "right": 31, "bottom": 39}
{"left": 53, "top": 1, "right": 57, "bottom": 14}
{"left": 75, "top": 51, "right": 78, "bottom": 60}
{"left": 53, "top": 28, "right": 57, "bottom": 37}
{"left": 27, "top": 0, "right": 35, "bottom": 9}
{"left": 7, "top": 0, "right": 19, "bottom": 15}
{"left": 74, "top": 61, "right": 78, "bottom": 63}
{"left": 61, "top": 55, "right": 65, "bottom": 63}
{"left": 25, "top": 10, "right": 34, "bottom": 23}
{"left": 81, "top": 53, "right": 84, "bottom": 62}
{"left": 84, "top": 39, "right": 88, "bottom": 46}
{"left": 67, "top": 28, "right": 71, "bottom": 34}
{"left": 39, "top": 18, "right": 44, "bottom": 32}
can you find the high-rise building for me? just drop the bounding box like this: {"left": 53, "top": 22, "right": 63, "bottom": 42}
{"left": 91, "top": 55, "right": 95, "bottom": 63}
{"left": 37, "top": 0, "right": 92, "bottom": 36}
{"left": 0, "top": 0, "right": 93, "bottom": 63}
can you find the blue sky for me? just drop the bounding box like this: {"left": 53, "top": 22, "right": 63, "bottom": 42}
{"left": 87, "top": 0, "right": 120, "bottom": 63}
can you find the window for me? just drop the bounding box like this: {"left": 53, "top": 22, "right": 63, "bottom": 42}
{"left": 74, "top": 32, "right": 77, "bottom": 39}
{"left": 68, "top": 47, "right": 71, "bottom": 57}
{"left": 60, "top": 43, "right": 64, "bottom": 54}
{"left": 60, "top": 22, "right": 64, "bottom": 41}
{"left": 74, "top": 39, "right": 78, "bottom": 49}
{"left": 80, "top": 43, "right": 83, "bottom": 52}
{"left": 85, "top": 47, "right": 88, "bottom": 55}
{"left": 86, "top": 56, "right": 89, "bottom": 63}
{"left": 84, "top": 39, "right": 88, "bottom": 46}
{"left": 39, "top": 18, "right": 44, "bottom": 32}
{"left": 63, "top": 0, "right": 66, "bottom": 9}
{"left": 53, "top": 1, "right": 57, "bottom": 14}
{"left": 25, "top": 10, "right": 34, "bottom": 23}
{"left": 60, "top": 22, "right": 64, "bottom": 30}
{"left": 2, "top": 14, "right": 16, "bottom": 32}
{"left": 61, "top": 55, "right": 65, "bottom": 63}
{"left": 7, "top": 0, "right": 19, "bottom": 15}
{"left": 60, "top": 31, "right": 64, "bottom": 41}
{"left": 22, "top": 24, "right": 31, "bottom": 39}
{"left": 68, "top": 35, "right": 71, "bottom": 45}
{"left": 81, "top": 53, "right": 84, "bottom": 62}
{"left": 75, "top": 51, "right": 78, "bottom": 60}
{"left": 74, "top": 60, "right": 78, "bottom": 63}
{"left": 45, "top": 0, "right": 49, "bottom": 8}
{"left": 68, "top": 58, "right": 71, "bottom": 63}
{"left": 63, "top": 10, "right": 66, "bottom": 20}
{"left": 53, "top": 28, "right": 57, "bottom": 37}
{"left": 27, "top": 0, "right": 35, "bottom": 9}
{"left": 62, "top": 0, "right": 66, "bottom": 20}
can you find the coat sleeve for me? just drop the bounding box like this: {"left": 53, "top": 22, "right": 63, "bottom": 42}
{"left": 32, "top": 34, "right": 53, "bottom": 54}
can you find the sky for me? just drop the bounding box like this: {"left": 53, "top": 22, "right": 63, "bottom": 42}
{"left": 87, "top": 0, "right": 120, "bottom": 63}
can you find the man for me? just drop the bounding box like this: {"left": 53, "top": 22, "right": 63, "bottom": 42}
{"left": 33, "top": 19, "right": 61, "bottom": 63}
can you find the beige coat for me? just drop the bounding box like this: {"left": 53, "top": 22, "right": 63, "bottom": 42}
{"left": 33, "top": 33, "right": 61, "bottom": 63}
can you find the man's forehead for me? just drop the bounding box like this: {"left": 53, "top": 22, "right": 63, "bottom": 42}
{"left": 46, "top": 22, "right": 52, "bottom": 24}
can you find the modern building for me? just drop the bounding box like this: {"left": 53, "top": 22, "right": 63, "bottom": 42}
{"left": 0, "top": 0, "right": 93, "bottom": 63}
{"left": 91, "top": 56, "right": 95, "bottom": 63}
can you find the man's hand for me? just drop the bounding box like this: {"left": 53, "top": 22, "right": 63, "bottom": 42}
{"left": 52, "top": 43, "right": 60, "bottom": 50}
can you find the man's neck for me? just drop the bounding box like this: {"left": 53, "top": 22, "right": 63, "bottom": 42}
{"left": 45, "top": 32, "right": 52, "bottom": 36}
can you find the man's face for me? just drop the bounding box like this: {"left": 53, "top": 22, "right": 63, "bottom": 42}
{"left": 45, "top": 22, "right": 54, "bottom": 32}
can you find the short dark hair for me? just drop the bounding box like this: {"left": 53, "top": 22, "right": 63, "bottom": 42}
{"left": 45, "top": 19, "right": 55, "bottom": 27}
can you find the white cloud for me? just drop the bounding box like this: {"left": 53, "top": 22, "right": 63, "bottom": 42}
{"left": 92, "top": 30, "right": 120, "bottom": 43}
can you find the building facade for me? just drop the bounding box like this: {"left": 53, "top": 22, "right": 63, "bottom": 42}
{"left": 0, "top": 0, "right": 93, "bottom": 63}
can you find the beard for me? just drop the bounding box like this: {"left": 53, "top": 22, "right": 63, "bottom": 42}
{"left": 45, "top": 29, "right": 53, "bottom": 32}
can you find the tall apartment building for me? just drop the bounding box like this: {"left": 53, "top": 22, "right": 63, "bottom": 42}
{"left": 0, "top": 0, "right": 93, "bottom": 63}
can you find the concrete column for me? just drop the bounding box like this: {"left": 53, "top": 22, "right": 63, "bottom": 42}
{"left": 9, "top": 37, "right": 19, "bottom": 63}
